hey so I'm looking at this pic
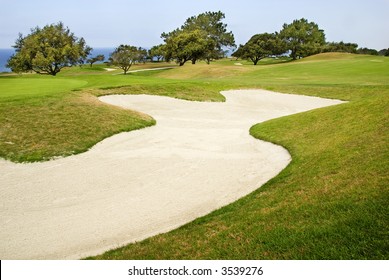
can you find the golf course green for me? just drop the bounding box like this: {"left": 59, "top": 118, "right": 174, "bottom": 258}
{"left": 0, "top": 53, "right": 388, "bottom": 259}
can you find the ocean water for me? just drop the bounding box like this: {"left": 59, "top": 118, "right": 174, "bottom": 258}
{"left": 89, "top": 47, "right": 115, "bottom": 62}
{"left": 0, "top": 49, "right": 14, "bottom": 72}
{"left": 0, "top": 48, "right": 115, "bottom": 73}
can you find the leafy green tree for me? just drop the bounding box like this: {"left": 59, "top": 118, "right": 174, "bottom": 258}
{"left": 378, "top": 48, "right": 389, "bottom": 56}
{"left": 136, "top": 47, "right": 148, "bottom": 64}
{"left": 87, "top": 54, "right": 105, "bottom": 67}
{"left": 181, "top": 11, "right": 235, "bottom": 64}
{"left": 279, "top": 18, "right": 326, "bottom": 60}
{"left": 231, "top": 44, "right": 244, "bottom": 60}
{"left": 109, "top": 45, "right": 139, "bottom": 74}
{"left": 7, "top": 22, "right": 91, "bottom": 76}
{"left": 323, "top": 41, "right": 358, "bottom": 53}
{"left": 357, "top": 48, "right": 379, "bottom": 55}
{"left": 234, "top": 33, "right": 286, "bottom": 65}
{"left": 202, "top": 39, "right": 223, "bottom": 64}
{"left": 161, "top": 11, "right": 235, "bottom": 65}
{"left": 164, "top": 29, "right": 208, "bottom": 66}
{"left": 149, "top": 44, "right": 165, "bottom": 62}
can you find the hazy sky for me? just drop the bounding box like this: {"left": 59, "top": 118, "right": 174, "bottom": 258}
{"left": 1, "top": 0, "right": 388, "bottom": 50}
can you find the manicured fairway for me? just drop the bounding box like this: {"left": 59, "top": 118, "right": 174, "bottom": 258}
{"left": 0, "top": 77, "right": 87, "bottom": 100}
{"left": 0, "top": 53, "right": 388, "bottom": 259}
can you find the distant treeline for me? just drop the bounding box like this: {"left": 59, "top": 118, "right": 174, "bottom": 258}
{"left": 232, "top": 18, "right": 388, "bottom": 65}
{"left": 323, "top": 41, "right": 388, "bottom": 56}
{"left": 6, "top": 12, "right": 389, "bottom": 75}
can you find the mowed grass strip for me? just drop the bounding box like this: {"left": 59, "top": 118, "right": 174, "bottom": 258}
{"left": 97, "top": 82, "right": 226, "bottom": 102}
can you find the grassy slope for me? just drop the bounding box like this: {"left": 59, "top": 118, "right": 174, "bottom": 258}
{"left": 0, "top": 53, "right": 388, "bottom": 259}
{"left": 0, "top": 64, "right": 230, "bottom": 162}
{"left": 89, "top": 54, "right": 388, "bottom": 259}
{"left": 0, "top": 74, "right": 156, "bottom": 162}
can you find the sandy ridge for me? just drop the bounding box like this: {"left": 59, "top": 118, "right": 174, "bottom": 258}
{"left": 0, "top": 90, "right": 344, "bottom": 259}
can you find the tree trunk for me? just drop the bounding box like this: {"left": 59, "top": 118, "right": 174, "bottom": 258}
{"left": 291, "top": 48, "right": 297, "bottom": 60}
{"left": 191, "top": 59, "right": 197, "bottom": 64}
{"left": 49, "top": 66, "right": 58, "bottom": 76}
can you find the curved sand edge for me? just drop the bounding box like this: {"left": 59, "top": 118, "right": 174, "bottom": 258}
{"left": 0, "top": 89, "right": 345, "bottom": 259}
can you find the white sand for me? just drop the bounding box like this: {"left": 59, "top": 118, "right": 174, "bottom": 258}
{"left": 0, "top": 90, "right": 344, "bottom": 259}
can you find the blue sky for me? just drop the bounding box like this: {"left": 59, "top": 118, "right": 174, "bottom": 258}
{"left": 1, "top": 0, "right": 388, "bottom": 50}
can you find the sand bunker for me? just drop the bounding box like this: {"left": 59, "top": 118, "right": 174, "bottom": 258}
{"left": 0, "top": 90, "right": 344, "bottom": 259}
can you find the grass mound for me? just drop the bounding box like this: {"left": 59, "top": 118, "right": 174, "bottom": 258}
{"left": 0, "top": 92, "right": 154, "bottom": 162}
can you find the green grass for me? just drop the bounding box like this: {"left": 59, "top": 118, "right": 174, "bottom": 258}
{"left": 97, "top": 82, "right": 226, "bottom": 102}
{"left": 0, "top": 53, "right": 388, "bottom": 259}
{"left": 0, "top": 63, "right": 229, "bottom": 162}
{"left": 0, "top": 76, "right": 87, "bottom": 101}
{"left": 0, "top": 91, "right": 155, "bottom": 162}
{"left": 212, "top": 56, "right": 291, "bottom": 66}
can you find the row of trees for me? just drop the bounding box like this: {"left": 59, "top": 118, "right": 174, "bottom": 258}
{"left": 6, "top": 15, "right": 388, "bottom": 75}
{"left": 5, "top": 22, "right": 152, "bottom": 75}
{"left": 7, "top": 12, "right": 236, "bottom": 75}
{"left": 323, "top": 43, "right": 388, "bottom": 56}
{"left": 233, "top": 18, "right": 326, "bottom": 64}
{"left": 98, "top": 11, "right": 236, "bottom": 73}
{"left": 233, "top": 18, "right": 389, "bottom": 65}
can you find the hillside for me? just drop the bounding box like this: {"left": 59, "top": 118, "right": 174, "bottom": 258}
{"left": 1, "top": 53, "right": 388, "bottom": 259}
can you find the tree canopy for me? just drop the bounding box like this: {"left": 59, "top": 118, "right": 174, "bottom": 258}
{"left": 233, "top": 18, "right": 327, "bottom": 63}
{"left": 163, "top": 29, "right": 208, "bottom": 66}
{"left": 322, "top": 41, "right": 358, "bottom": 53}
{"left": 279, "top": 18, "right": 326, "bottom": 60}
{"left": 161, "top": 11, "right": 235, "bottom": 66}
{"left": 109, "top": 44, "right": 140, "bottom": 74}
{"left": 6, "top": 16, "right": 381, "bottom": 75}
{"left": 7, "top": 22, "right": 91, "bottom": 76}
{"left": 378, "top": 48, "right": 389, "bottom": 56}
{"left": 356, "top": 47, "right": 379, "bottom": 56}
{"left": 87, "top": 54, "right": 105, "bottom": 67}
{"left": 233, "top": 33, "right": 286, "bottom": 65}
{"left": 149, "top": 44, "right": 165, "bottom": 62}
